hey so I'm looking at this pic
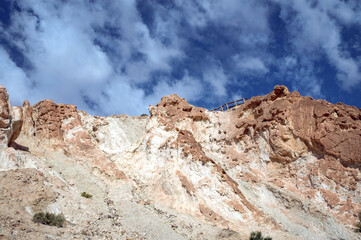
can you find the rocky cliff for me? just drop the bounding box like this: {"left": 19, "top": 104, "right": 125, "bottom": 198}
{"left": 0, "top": 84, "right": 360, "bottom": 240}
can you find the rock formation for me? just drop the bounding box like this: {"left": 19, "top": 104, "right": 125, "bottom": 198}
{"left": 0, "top": 84, "right": 360, "bottom": 240}
{"left": 0, "top": 85, "right": 23, "bottom": 149}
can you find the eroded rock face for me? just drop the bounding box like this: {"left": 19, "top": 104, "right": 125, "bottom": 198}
{"left": 0, "top": 85, "right": 360, "bottom": 240}
{"left": 30, "top": 100, "right": 80, "bottom": 141}
{"left": 149, "top": 94, "right": 208, "bottom": 130}
{"left": 0, "top": 86, "right": 11, "bottom": 127}
{"left": 0, "top": 85, "right": 23, "bottom": 148}
{"left": 144, "top": 85, "right": 360, "bottom": 237}
{"left": 223, "top": 86, "right": 361, "bottom": 226}
{"left": 230, "top": 85, "right": 361, "bottom": 167}
{"left": 0, "top": 86, "right": 11, "bottom": 148}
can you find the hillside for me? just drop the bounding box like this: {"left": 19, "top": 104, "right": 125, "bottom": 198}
{"left": 0, "top": 85, "right": 360, "bottom": 240}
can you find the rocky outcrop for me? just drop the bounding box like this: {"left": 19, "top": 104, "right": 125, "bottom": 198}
{"left": 230, "top": 85, "right": 361, "bottom": 167}
{"left": 27, "top": 99, "right": 81, "bottom": 142}
{"left": 223, "top": 85, "right": 361, "bottom": 226}
{"left": 145, "top": 85, "right": 360, "bottom": 237}
{"left": 0, "top": 85, "right": 23, "bottom": 148}
{"left": 0, "top": 86, "right": 12, "bottom": 148}
{"left": 0, "top": 85, "right": 360, "bottom": 240}
{"left": 149, "top": 94, "right": 208, "bottom": 130}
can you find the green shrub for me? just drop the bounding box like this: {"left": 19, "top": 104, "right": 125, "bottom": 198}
{"left": 355, "top": 212, "right": 361, "bottom": 233}
{"left": 250, "top": 231, "right": 272, "bottom": 240}
{"left": 81, "top": 192, "right": 93, "bottom": 198}
{"left": 32, "top": 212, "right": 65, "bottom": 227}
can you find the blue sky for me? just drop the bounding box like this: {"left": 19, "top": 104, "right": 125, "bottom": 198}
{"left": 0, "top": 0, "right": 360, "bottom": 116}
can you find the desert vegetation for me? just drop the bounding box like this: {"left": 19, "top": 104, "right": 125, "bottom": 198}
{"left": 32, "top": 212, "right": 65, "bottom": 227}
{"left": 81, "top": 192, "right": 93, "bottom": 198}
{"left": 355, "top": 212, "right": 361, "bottom": 233}
{"left": 249, "top": 231, "right": 272, "bottom": 240}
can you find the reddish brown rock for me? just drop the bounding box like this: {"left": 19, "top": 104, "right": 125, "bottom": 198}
{"left": 227, "top": 85, "right": 361, "bottom": 226}
{"left": 320, "top": 188, "right": 340, "bottom": 208}
{"left": 31, "top": 100, "right": 80, "bottom": 140}
{"left": 176, "top": 129, "right": 212, "bottom": 164}
{"left": 149, "top": 94, "right": 208, "bottom": 129}
{"left": 17, "top": 97, "right": 127, "bottom": 180}
{"left": 176, "top": 170, "right": 196, "bottom": 195}
{"left": 199, "top": 203, "right": 228, "bottom": 226}
{"left": 0, "top": 86, "right": 11, "bottom": 123}
{"left": 231, "top": 85, "right": 361, "bottom": 167}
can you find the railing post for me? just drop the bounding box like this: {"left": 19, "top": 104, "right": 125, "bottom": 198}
{"left": 211, "top": 98, "right": 247, "bottom": 112}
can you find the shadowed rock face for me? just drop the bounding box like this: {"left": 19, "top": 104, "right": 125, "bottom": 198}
{"left": 0, "top": 85, "right": 360, "bottom": 240}
{"left": 0, "top": 85, "right": 23, "bottom": 148}
{"left": 0, "top": 86, "right": 12, "bottom": 148}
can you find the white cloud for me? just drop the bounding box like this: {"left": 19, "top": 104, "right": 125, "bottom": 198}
{"left": 317, "top": 0, "right": 361, "bottom": 25}
{"left": 277, "top": 0, "right": 361, "bottom": 90}
{"left": 146, "top": 73, "right": 204, "bottom": 105}
{"left": 234, "top": 56, "right": 269, "bottom": 73}
{"left": 0, "top": 0, "right": 359, "bottom": 115}
{"left": 283, "top": 56, "right": 297, "bottom": 68}
{"left": 231, "top": 91, "right": 244, "bottom": 101}
{"left": 277, "top": 56, "right": 323, "bottom": 98}
{"left": 0, "top": 47, "right": 30, "bottom": 105}
{"left": 202, "top": 66, "right": 229, "bottom": 98}
{"left": 95, "top": 77, "right": 146, "bottom": 116}
{"left": 181, "top": 0, "right": 270, "bottom": 33}
{"left": 1, "top": 0, "right": 184, "bottom": 115}
{"left": 5, "top": 1, "right": 114, "bottom": 109}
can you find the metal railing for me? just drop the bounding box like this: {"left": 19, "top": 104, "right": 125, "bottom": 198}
{"left": 211, "top": 98, "right": 247, "bottom": 112}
